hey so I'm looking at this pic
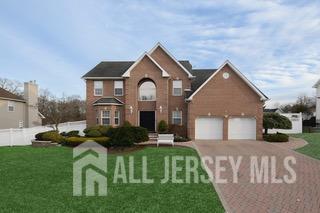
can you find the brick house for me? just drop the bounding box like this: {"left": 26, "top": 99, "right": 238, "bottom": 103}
{"left": 82, "top": 43, "right": 268, "bottom": 140}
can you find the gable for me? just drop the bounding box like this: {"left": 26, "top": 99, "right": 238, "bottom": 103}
{"left": 122, "top": 53, "right": 169, "bottom": 78}
{"left": 149, "top": 43, "right": 194, "bottom": 78}
{"left": 187, "top": 61, "right": 268, "bottom": 101}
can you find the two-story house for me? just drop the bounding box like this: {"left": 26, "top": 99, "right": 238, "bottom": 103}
{"left": 82, "top": 43, "right": 268, "bottom": 140}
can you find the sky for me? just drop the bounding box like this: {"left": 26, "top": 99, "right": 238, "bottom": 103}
{"left": 0, "top": 0, "right": 319, "bottom": 107}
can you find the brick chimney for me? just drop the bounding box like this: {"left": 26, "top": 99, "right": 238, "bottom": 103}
{"left": 24, "top": 80, "right": 41, "bottom": 127}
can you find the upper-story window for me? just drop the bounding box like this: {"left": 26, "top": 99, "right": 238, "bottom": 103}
{"left": 172, "top": 80, "right": 182, "bottom": 96}
{"left": 114, "top": 81, "right": 123, "bottom": 96}
{"left": 94, "top": 81, "right": 103, "bottom": 96}
{"left": 8, "top": 101, "right": 15, "bottom": 112}
{"left": 139, "top": 81, "right": 156, "bottom": 101}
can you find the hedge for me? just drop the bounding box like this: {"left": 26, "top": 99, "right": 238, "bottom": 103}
{"left": 63, "top": 137, "right": 110, "bottom": 147}
{"left": 83, "top": 125, "right": 110, "bottom": 137}
{"left": 263, "top": 133, "right": 289, "bottom": 142}
{"left": 107, "top": 126, "right": 149, "bottom": 147}
{"left": 35, "top": 130, "right": 64, "bottom": 143}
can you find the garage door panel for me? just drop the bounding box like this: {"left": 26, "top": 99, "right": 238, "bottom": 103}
{"left": 195, "top": 117, "right": 223, "bottom": 140}
{"left": 228, "top": 117, "right": 256, "bottom": 140}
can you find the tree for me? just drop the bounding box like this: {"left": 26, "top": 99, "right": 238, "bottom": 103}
{"left": 263, "top": 113, "right": 292, "bottom": 134}
{"left": 38, "top": 89, "right": 86, "bottom": 129}
{"left": 280, "top": 95, "right": 315, "bottom": 117}
{"left": 0, "top": 78, "right": 23, "bottom": 96}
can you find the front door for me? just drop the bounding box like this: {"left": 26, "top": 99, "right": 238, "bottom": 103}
{"left": 140, "top": 111, "right": 155, "bottom": 132}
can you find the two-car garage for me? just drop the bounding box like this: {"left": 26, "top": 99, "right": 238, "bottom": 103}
{"left": 195, "top": 117, "right": 256, "bottom": 140}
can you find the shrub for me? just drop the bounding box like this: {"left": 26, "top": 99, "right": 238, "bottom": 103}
{"left": 42, "top": 131, "right": 64, "bottom": 143}
{"left": 66, "top": 130, "right": 80, "bottom": 137}
{"left": 86, "top": 129, "right": 102, "bottom": 137}
{"left": 174, "top": 135, "right": 191, "bottom": 142}
{"left": 123, "top": 121, "right": 132, "bottom": 127}
{"left": 263, "top": 113, "right": 292, "bottom": 134}
{"left": 60, "top": 132, "right": 68, "bottom": 137}
{"left": 63, "top": 137, "right": 109, "bottom": 147}
{"left": 109, "top": 126, "right": 135, "bottom": 147}
{"left": 132, "top": 127, "right": 149, "bottom": 143}
{"left": 263, "top": 133, "right": 289, "bottom": 142}
{"left": 35, "top": 130, "right": 57, "bottom": 141}
{"left": 83, "top": 125, "right": 110, "bottom": 137}
{"left": 158, "top": 120, "right": 168, "bottom": 133}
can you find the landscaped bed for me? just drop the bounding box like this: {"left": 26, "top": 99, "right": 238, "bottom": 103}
{"left": 0, "top": 146, "right": 224, "bottom": 212}
{"left": 292, "top": 133, "right": 320, "bottom": 160}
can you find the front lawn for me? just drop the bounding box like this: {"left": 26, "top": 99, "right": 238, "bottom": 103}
{"left": 292, "top": 133, "right": 320, "bottom": 160}
{"left": 0, "top": 146, "right": 224, "bottom": 212}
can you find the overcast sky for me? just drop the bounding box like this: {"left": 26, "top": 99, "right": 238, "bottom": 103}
{"left": 0, "top": 0, "right": 319, "bottom": 107}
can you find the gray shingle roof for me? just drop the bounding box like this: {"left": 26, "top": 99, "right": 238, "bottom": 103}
{"left": 82, "top": 60, "right": 193, "bottom": 78}
{"left": 190, "top": 69, "right": 217, "bottom": 93}
{"left": 93, "top": 97, "right": 124, "bottom": 105}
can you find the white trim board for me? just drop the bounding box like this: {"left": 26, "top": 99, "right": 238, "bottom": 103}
{"left": 187, "top": 60, "right": 268, "bottom": 101}
{"left": 149, "top": 42, "right": 195, "bottom": 79}
{"left": 122, "top": 52, "right": 170, "bottom": 78}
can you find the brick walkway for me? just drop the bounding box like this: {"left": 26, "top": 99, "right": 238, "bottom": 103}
{"left": 193, "top": 140, "right": 320, "bottom": 213}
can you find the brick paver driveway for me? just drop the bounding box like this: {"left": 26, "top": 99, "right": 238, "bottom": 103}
{"left": 193, "top": 140, "right": 320, "bottom": 213}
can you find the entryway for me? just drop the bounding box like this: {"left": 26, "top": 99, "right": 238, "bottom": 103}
{"left": 139, "top": 111, "right": 155, "bottom": 132}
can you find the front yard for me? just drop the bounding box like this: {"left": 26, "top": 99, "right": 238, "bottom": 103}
{"left": 0, "top": 146, "right": 224, "bottom": 212}
{"left": 293, "top": 133, "right": 320, "bottom": 160}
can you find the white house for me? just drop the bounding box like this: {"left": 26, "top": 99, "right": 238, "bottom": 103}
{"left": 313, "top": 80, "right": 320, "bottom": 124}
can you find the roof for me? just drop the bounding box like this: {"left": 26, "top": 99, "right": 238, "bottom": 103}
{"left": 190, "top": 69, "right": 217, "bottom": 94}
{"left": 93, "top": 97, "right": 124, "bottom": 106}
{"left": 82, "top": 60, "right": 193, "bottom": 79}
{"left": 82, "top": 61, "right": 134, "bottom": 79}
{"left": 263, "top": 108, "right": 279, "bottom": 113}
{"left": 187, "top": 60, "right": 269, "bottom": 101}
{"left": 0, "top": 88, "right": 25, "bottom": 102}
{"left": 313, "top": 79, "right": 320, "bottom": 88}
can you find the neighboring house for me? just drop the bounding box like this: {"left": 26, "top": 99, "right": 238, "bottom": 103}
{"left": 263, "top": 108, "right": 281, "bottom": 113}
{"left": 0, "top": 81, "right": 43, "bottom": 129}
{"left": 82, "top": 43, "right": 268, "bottom": 140}
{"left": 313, "top": 79, "right": 320, "bottom": 124}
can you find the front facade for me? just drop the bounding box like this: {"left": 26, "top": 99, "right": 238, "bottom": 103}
{"left": 83, "top": 43, "right": 268, "bottom": 140}
{"left": 0, "top": 81, "right": 43, "bottom": 129}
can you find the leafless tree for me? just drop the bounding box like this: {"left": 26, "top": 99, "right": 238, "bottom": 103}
{"left": 0, "top": 78, "right": 23, "bottom": 96}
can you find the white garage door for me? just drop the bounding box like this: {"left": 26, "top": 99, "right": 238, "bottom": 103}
{"left": 195, "top": 117, "right": 223, "bottom": 140}
{"left": 228, "top": 117, "right": 256, "bottom": 140}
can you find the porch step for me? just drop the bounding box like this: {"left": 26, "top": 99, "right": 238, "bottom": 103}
{"left": 148, "top": 133, "right": 158, "bottom": 141}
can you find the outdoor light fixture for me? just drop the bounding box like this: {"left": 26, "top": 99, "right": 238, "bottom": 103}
{"left": 159, "top": 106, "right": 163, "bottom": 113}
{"left": 129, "top": 105, "right": 133, "bottom": 114}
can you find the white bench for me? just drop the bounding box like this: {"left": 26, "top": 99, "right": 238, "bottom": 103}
{"left": 157, "top": 134, "right": 174, "bottom": 147}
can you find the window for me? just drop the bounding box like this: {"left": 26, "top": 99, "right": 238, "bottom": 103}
{"left": 94, "top": 81, "right": 103, "bottom": 96}
{"left": 96, "top": 111, "right": 99, "bottom": 124}
{"left": 114, "top": 111, "right": 120, "bottom": 126}
{"left": 139, "top": 81, "right": 156, "bottom": 101}
{"left": 101, "top": 110, "right": 110, "bottom": 125}
{"left": 173, "top": 80, "right": 182, "bottom": 96}
{"left": 8, "top": 101, "right": 15, "bottom": 112}
{"left": 172, "top": 111, "right": 182, "bottom": 125}
{"left": 114, "top": 81, "right": 123, "bottom": 96}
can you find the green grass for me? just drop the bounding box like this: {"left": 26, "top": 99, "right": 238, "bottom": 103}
{"left": 0, "top": 146, "right": 224, "bottom": 213}
{"left": 292, "top": 133, "right": 320, "bottom": 160}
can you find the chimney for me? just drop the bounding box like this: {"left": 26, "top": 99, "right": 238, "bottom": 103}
{"left": 24, "top": 81, "right": 41, "bottom": 127}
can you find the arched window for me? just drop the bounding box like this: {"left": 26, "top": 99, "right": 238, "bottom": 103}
{"left": 139, "top": 81, "right": 156, "bottom": 101}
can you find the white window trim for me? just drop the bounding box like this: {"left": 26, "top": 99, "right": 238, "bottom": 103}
{"left": 8, "top": 101, "right": 15, "bottom": 112}
{"left": 114, "top": 81, "right": 124, "bottom": 96}
{"left": 172, "top": 111, "right": 182, "bottom": 125}
{"left": 101, "top": 110, "right": 110, "bottom": 125}
{"left": 172, "top": 80, "right": 182, "bottom": 96}
{"left": 94, "top": 81, "right": 103, "bottom": 96}
{"left": 114, "top": 111, "right": 120, "bottom": 126}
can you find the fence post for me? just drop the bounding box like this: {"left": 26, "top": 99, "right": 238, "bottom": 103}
{"left": 9, "top": 128, "right": 13, "bottom": 147}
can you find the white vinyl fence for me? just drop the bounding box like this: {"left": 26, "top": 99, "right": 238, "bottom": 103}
{"left": 269, "top": 113, "right": 303, "bottom": 134}
{"left": 0, "top": 121, "right": 86, "bottom": 147}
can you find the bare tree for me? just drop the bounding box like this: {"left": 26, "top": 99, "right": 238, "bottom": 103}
{"left": 0, "top": 78, "right": 23, "bottom": 96}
